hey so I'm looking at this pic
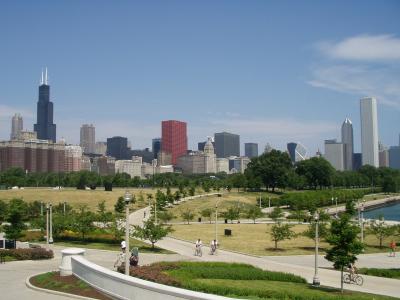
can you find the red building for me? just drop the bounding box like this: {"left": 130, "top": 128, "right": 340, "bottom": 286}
{"left": 161, "top": 120, "right": 187, "bottom": 165}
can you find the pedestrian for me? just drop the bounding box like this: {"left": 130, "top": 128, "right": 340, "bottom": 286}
{"left": 129, "top": 247, "right": 139, "bottom": 267}
{"left": 114, "top": 240, "right": 126, "bottom": 270}
{"left": 389, "top": 240, "right": 396, "bottom": 257}
{"left": 144, "top": 211, "right": 146, "bottom": 218}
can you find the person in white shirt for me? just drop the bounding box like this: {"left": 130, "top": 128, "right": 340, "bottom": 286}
{"left": 194, "top": 239, "right": 202, "bottom": 256}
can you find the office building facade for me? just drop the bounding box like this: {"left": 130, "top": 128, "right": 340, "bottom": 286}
{"left": 360, "top": 97, "right": 379, "bottom": 167}
{"left": 80, "top": 124, "right": 95, "bottom": 154}
{"left": 341, "top": 118, "right": 354, "bottom": 170}
{"left": 389, "top": 146, "right": 400, "bottom": 170}
{"left": 34, "top": 69, "right": 57, "bottom": 142}
{"left": 287, "top": 142, "right": 307, "bottom": 164}
{"left": 106, "top": 136, "right": 129, "bottom": 160}
{"left": 324, "top": 139, "right": 345, "bottom": 171}
{"left": 214, "top": 132, "right": 240, "bottom": 158}
{"left": 152, "top": 138, "right": 161, "bottom": 159}
{"left": 161, "top": 120, "right": 187, "bottom": 165}
{"left": 10, "top": 113, "right": 23, "bottom": 140}
{"left": 244, "top": 143, "right": 258, "bottom": 158}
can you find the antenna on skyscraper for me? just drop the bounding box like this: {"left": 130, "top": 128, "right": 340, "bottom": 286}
{"left": 40, "top": 69, "right": 44, "bottom": 85}
{"left": 45, "top": 67, "right": 48, "bottom": 85}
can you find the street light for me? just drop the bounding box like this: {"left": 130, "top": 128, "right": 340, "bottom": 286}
{"left": 360, "top": 200, "right": 365, "bottom": 243}
{"left": 313, "top": 211, "right": 320, "bottom": 286}
{"left": 49, "top": 204, "right": 53, "bottom": 244}
{"left": 124, "top": 191, "right": 133, "bottom": 276}
{"left": 46, "top": 204, "right": 49, "bottom": 246}
{"left": 215, "top": 199, "right": 220, "bottom": 243}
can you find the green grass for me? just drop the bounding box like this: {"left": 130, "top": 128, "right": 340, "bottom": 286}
{"left": 358, "top": 268, "right": 400, "bottom": 279}
{"left": 132, "top": 262, "right": 397, "bottom": 300}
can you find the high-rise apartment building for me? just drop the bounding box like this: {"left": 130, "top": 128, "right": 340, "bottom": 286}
{"left": 214, "top": 132, "right": 240, "bottom": 158}
{"left": 152, "top": 138, "right": 161, "bottom": 159}
{"left": 341, "top": 118, "right": 354, "bottom": 170}
{"left": 10, "top": 113, "right": 23, "bottom": 140}
{"left": 106, "top": 136, "right": 129, "bottom": 160}
{"left": 34, "top": 68, "right": 56, "bottom": 142}
{"left": 161, "top": 120, "right": 187, "bottom": 165}
{"left": 287, "top": 142, "right": 307, "bottom": 164}
{"left": 360, "top": 97, "right": 379, "bottom": 167}
{"left": 65, "top": 145, "right": 83, "bottom": 172}
{"left": 324, "top": 139, "right": 345, "bottom": 171}
{"left": 80, "top": 124, "right": 95, "bottom": 154}
{"left": 95, "top": 142, "right": 107, "bottom": 156}
{"left": 244, "top": 143, "right": 258, "bottom": 158}
{"left": 379, "top": 142, "right": 389, "bottom": 168}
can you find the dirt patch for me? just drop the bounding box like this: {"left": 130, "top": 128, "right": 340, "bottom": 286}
{"left": 30, "top": 272, "right": 112, "bottom": 300}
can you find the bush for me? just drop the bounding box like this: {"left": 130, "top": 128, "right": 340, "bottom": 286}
{"left": 358, "top": 268, "right": 400, "bottom": 279}
{"left": 0, "top": 248, "right": 53, "bottom": 260}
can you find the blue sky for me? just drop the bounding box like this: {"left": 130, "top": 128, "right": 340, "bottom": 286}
{"left": 1, "top": 1, "right": 399, "bottom": 154}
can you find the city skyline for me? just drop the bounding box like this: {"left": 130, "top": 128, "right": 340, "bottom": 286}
{"left": 0, "top": 1, "right": 399, "bottom": 153}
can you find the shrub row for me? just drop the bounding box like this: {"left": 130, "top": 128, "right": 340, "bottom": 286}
{"left": 0, "top": 248, "right": 53, "bottom": 260}
{"left": 358, "top": 268, "right": 400, "bottom": 279}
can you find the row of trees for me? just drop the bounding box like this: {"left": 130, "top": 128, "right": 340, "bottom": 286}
{"left": 1, "top": 153, "right": 399, "bottom": 192}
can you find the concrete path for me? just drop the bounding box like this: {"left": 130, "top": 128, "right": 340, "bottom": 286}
{"left": 129, "top": 206, "right": 400, "bottom": 298}
{"left": 0, "top": 245, "right": 190, "bottom": 300}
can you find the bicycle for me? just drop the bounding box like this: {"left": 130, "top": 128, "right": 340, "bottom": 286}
{"left": 343, "top": 273, "right": 363, "bottom": 286}
{"left": 194, "top": 246, "right": 202, "bottom": 257}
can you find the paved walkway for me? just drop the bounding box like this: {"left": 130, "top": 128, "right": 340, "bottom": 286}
{"left": 129, "top": 206, "right": 400, "bottom": 298}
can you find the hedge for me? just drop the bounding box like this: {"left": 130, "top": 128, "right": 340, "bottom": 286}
{"left": 0, "top": 248, "right": 53, "bottom": 260}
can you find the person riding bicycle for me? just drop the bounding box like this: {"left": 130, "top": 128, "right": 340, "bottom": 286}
{"left": 194, "top": 239, "right": 202, "bottom": 256}
{"left": 349, "top": 263, "right": 358, "bottom": 281}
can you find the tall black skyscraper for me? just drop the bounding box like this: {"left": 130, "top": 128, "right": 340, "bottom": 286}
{"left": 107, "top": 136, "right": 129, "bottom": 160}
{"left": 34, "top": 68, "right": 56, "bottom": 142}
{"left": 214, "top": 132, "right": 240, "bottom": 158}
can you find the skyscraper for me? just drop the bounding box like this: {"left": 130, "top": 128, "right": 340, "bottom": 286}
{"left": 360, "top": 97, "right": 379, "bottom": 167}
{"left": 161, "top": 120, "right": 187, "bottom": 165}
{"left": 214, "top": 132, "right": 240, "bottom": 158}
{"left": 287, "top": 142, "right": 307, "bottom": 164}
{"left": 324, "top": 139, "right": 345, "bottom": 171}
{"left": 10, "top": 113, "right": 23, "bottom": 140}
{"left": 341, "top": 118, "right": 353, "bottom": 171}
{"left": 34, "top": 68, "right": 56, "bottom": 142}
{"left": 80, "top": 124, "right": 95, "bottom": 154}
{"left": 152, "top": 138, "right": 161, "bottom": 159}
{"left": 245, "top": 143, "right": 258, "bottom": 158}
{"left": 107, "top": 136, "right": 129, "bottom": 160}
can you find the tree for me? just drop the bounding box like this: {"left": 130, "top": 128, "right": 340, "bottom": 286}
{"left": 368, "top": 217, "right": 396, "bottom": 248}
{"left": 295, "top": 157, "right": 335, "bottom": 189}
{"left": 181, "top": 209, "right": 195, "bottom": 224}
{"left": 132, "top": 219, "right": 173, "bottom": 249}
{"left": 3, "top": 198, "right": 27, "bottom": 242}
{"left": 72, "top": 206, "right": 95, "bottom": 240}
{"left": 289, "top": 209, "right": 308, "bottom": 223}
{"left": 97, "top": 200, "right": 113, "bottom": 226}
{"left": 345, "top": 199, "right": 357, "bottom": 216}
{"left": 245, "top": 206, "right": 263, "bottom": 224}
{"left": 270, "top": 222, "right": 295, "bottom": 249}
{"left": 200, "top": 208, "right": 214, "bottom": 224}
{"left": 114, "top": 197, "right": 125, "bottom": 214}
{"left": 222, "top": 207, "right": 240, "bottom": 224}
{"left": 303, "top": 220, "right": 329, "bottom": 241}
{"left": 157, "top": 211, "right": 174, "bottom": 224}
{"left": 325, "top": 214, "right": 363, "bottom": 292}
{"left": 0, "top": 200, "right": 9, "bottom": 224}
{"left": 245, "top": 150, "right": 292, "bottom": 192}
{"left": 188, "top": 186, "right": 196, "bottom": 196}
{"left": 268, "top": 207, "right": 284, "bottom": 222}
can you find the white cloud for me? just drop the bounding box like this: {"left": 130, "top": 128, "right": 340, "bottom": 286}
{"left": 319, "top": 34, "right": 400, "bottom": 61}
{"left": 308, "top": 65, "right": 400, "bottom": 109}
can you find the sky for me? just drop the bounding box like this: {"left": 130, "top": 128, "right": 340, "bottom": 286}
{"left": 0, "top": 0, "right": 399, "bottom": 155}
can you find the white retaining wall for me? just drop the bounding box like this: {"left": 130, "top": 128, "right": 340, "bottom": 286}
{"left": 71, "top": 255, "right": 234, "bottom": 300}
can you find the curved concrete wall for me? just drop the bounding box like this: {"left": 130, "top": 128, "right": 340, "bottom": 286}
{"left": 71, "top": 256, "right": 234, "bottom": 300}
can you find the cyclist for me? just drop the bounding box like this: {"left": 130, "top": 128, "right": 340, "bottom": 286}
{"left": 194, "top": 239, "right": 202, "bottom": 256}
{"left": 349, "top": 263, "right": 358, "bottom": 281}
{"left": 389, "top": 240, "right": 396, "bottom": 257}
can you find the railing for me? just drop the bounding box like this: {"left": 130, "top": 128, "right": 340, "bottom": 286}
{"left": 71, "top": 255, "right": 234, "bottom": 300}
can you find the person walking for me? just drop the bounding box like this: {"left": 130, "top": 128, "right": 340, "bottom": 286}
{"left": 114, "top": 240, "right": 126, "bottom": 270}
{"left": 389, "top": 240, "right": 396, "bottom": 257}
{"left": 210, "top": 239, "right": 217, "bottom": 255}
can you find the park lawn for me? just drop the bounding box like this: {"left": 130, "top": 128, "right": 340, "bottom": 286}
{"left": 358, "top": 268, "right": 400, "bottom": 279}
{"left": 167, "top": 191, "right": 278, "bottom": 222}
{"left": 0, "top": 187, "right": 159, "bottom": 211}
{"left": 170, "top": 223, "right": 398, "bottom": 256}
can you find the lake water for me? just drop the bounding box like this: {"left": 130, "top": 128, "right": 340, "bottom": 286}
{"left": 363, "top": 202, "right": 400, "bottom": 221}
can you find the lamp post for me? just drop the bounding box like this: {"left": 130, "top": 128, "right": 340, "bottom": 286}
{"left": 313, "top": 211, "right": 320, "bottom": 286}
{"left": 124, "top": 191, "right": 133, "bottom": 276}
{"left": 215, "top": 199, "right": 220, "bottom": 243}
{"left": 268, "top": 197, "right": 271, "bottom": 210}
{"left": 46, "top": 204, "right": 49, "bottom": 246}
{"left": 154, "top": 196, "right": 158, "bottom": 225}
{"left": 335, "top": 197, "right": 338, "bottom": 214}
{"left": 49, "top": 204, "right": 53, "bottom": 244}
{"left": 63, "top": 201, "right": 66, "bottom": 215}
{"left": 360, "top": 200, "right": 365, "bottom": 243}
{"left": 259, "top": 193, "right": 262, "bottom": 209}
